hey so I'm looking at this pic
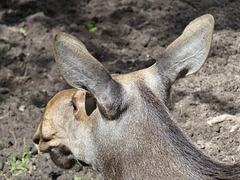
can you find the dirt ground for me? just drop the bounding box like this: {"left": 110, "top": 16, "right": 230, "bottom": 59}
{"left": 0, "top": 0, "right": 239, "bottom": 179}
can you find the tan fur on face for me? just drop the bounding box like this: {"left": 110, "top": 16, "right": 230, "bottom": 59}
{"left": 72, "top": 90, "right": 89, "bottom": 122}
{"left": 33, "top": 88, "right": 96, "bottom": 169}
{"left": 33, "top": 89, "right": 80, "bottom": 152}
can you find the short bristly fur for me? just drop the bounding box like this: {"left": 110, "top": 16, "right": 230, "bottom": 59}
{"left": 33, "top": 14, "right": 240, "bottom": 179}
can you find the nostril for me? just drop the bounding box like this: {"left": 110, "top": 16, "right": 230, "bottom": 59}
{"left": 33, "top": 134, "right": 40, "bottom": 145}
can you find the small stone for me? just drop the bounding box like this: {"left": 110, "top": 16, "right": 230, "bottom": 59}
{"left": 19, "top": 105, "right": 25, "bottom": 112}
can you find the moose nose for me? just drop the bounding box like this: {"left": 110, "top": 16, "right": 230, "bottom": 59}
{"left": 32, "top": 133, "right": 40, "bottom": 145}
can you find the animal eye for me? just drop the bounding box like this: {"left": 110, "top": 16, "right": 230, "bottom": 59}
{"left": 70, "top": 100, "right": 78, "bottom": 112}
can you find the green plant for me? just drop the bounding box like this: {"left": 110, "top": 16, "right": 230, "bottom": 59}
{"left": 19, "top": 27, "right": 27, "bottom": 36}
{"left": 87, "top": 23, "right": 97, "bottom": 32}
{"left": 40, "top": 104, "right": 46, "bottom": 108}
{"left": 0, "top": 141, "right": 10, "bottom": 154}
{"left": 0, "top": 140, "right": 4, "bottom": 149}
{"left": 74, "top": 177, "right": 82, "bottom": 180}
{"left": 5, "top": 138, "right": 31, "bottom": 176}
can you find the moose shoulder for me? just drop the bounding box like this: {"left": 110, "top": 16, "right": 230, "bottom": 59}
{"left": 33, "top": 14, "right": 240, "bottom": 179}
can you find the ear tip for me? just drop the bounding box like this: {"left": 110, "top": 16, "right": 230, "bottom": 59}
{"left": 202, "top": 14, "right": 214, "bottom": 21}
{"left": 182, "top": 14, "right": 215, "bottom": 36}
{"left": 198, "top": 14, "right": 215, "bottom": 30}
{"left": 53, "top": 32, "right": 68, "bottom": 43}
{"left": 202, "top": 14, "right": 215, "bottom": 27}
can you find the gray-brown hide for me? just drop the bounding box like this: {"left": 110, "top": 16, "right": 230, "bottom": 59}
{"left": 33, "top": 14, "right": 240, "bottom": 179}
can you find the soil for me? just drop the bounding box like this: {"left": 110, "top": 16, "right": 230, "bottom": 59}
{"left": 0, "top": 0, "right": 240, "bottom": 179}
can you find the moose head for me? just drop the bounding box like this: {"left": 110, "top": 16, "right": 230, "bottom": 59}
{"left": 33, "top": 14, "right": 240, "bottom": 179}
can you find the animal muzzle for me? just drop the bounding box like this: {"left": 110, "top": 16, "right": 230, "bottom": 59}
{"left": 49, "top": 144, "right": 77, "bottom": 169}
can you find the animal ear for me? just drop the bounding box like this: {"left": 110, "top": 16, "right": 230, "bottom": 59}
{"left": 53, "top": 32, "right": 123, "bottom": 120}
{"left": 155, "top": 14, "right": 214, "bottom": 83}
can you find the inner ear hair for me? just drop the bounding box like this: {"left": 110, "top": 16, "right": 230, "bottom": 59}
{"left": 85, "top": 92, "right": 97, "bottom": 116}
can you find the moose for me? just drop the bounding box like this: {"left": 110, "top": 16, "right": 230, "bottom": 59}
{"left": 33, "top": 14, "right": 240, "bottom": 179}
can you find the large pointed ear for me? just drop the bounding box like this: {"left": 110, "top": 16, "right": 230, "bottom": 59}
{"left": 155, "top": 14, "right": 214, "bottom": 83}
{"left": 53, "top": 32, "right": 123, "bottom": 120}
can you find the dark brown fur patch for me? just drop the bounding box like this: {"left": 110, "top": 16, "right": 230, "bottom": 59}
{"left": 50, "top": 144, "right": 76, "bottom": 169}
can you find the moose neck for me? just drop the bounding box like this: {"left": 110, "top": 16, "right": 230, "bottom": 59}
{"left": 140, "top": 84, "right": 240, "bottom": 179}
{"left": 94, "top": 84, "right": 240, "bottom": 179}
